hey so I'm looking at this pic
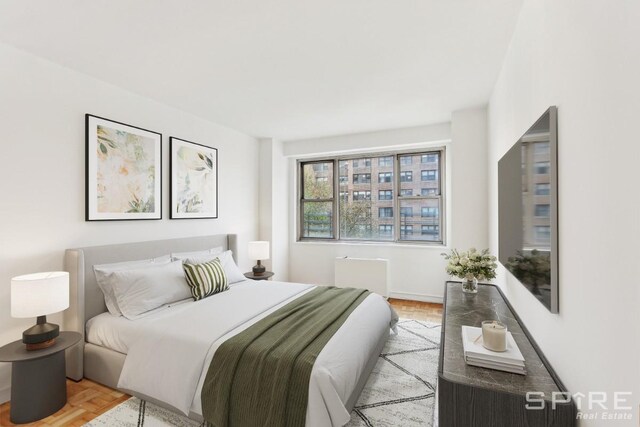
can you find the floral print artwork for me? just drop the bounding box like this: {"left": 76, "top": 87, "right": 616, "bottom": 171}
{"left": 96, "top": 125, "right": 157, "bottom": 214}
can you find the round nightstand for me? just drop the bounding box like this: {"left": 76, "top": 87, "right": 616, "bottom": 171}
{"left": 0, "top": 331, "right": 82, "bottom": 424}
{"left": 244, "top": 271, "right": 274, "bottom": 281}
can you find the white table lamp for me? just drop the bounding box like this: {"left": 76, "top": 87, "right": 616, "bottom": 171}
{"left": 11, "top": 272, "right": 69, "bottom": 351}
{"left": 247, "top": 241, "right": 270, "bottom": 276}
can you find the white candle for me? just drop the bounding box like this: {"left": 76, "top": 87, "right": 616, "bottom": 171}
{"left": 482, "top": 320, "right": 507, "bottom": 352}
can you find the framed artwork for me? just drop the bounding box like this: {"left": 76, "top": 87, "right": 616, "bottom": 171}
{"left": 170, "top": 137, "right": 218, "bottom": 219}
{"left": 86, "top": 114, "right": 162, "bottom": 221}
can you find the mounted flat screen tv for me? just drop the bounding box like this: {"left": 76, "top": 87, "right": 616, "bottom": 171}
{"left": 498, "top": 106, "right": 558, "bottom": 313}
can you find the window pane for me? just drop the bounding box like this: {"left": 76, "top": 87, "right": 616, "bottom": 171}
{"left": 421, "top": 154, "right": 438, "bottom": 163}
{"left": 302, "top": 202, "right": 333, "bottom": 238}
{"left": 353, "top": 191, "right": 371, "bottom": 201}
{"left": 400, "top": 189, "right": 413, "bottom": 197}
{"left": 535, "top": 204, "right": 550, "bottom": 217}
{"left": 535, "top": 161, "right": 550, "bottom": 174}
{"left": 303, "top": 162, "right": 333, "bottom": 199}
{"left": 400, "top": 152, "right": 440, "bottom": 197}
{"left": 353, "top": 173, "right": 371, "bottom": 184}
{"left": 378, "top": 190, "right": 393, "bottom": 200}
{"left": 340, "top": 159, "right": 374, "bottom": 240}
{"left": 379, "top": 207, "right": 393, "bottom": 218}
{"left": 535, "top": 183, "right": 550, "bottom": 195}
{"left": 399, "top": 198, "right": 441, "bottom": 241}
{"left": 400, "top": 171, "right": 413, "bottom": 182}
{"left": 378, "top": 156, "right": 393, "bottom": 167}
{"left": 535, "top": 225, "right": 551, "bottom": 243}
{"left": 378, "top": 172, "right": 393, "bottom": 183}
{"left": 534, "top": 142, "right": 550, "bottom": 155}
{"left": 421, "top": 170, "right": 438, "bottom": 181}
{"left": 400, "top": 155, "right": 412, "bottom": 166}
{"left": 378, "top": 224, "right": 393, "bottom": 237}
{"left": 400, "top": 224, "right": 413, "bottom": 237}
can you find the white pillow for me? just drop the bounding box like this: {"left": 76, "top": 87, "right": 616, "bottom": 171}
{"left": 94, "top": 255, "right": 171, "bottom": 316}
{"left": 184, "top": 250, "right": 246, "bottom": 284}
{"left": 110, "top": 260, "right": 192, "bottom": 320}
{"left": 171, "top": 247, "right": 224, "bottom": 262}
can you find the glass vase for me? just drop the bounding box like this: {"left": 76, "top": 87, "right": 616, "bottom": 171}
{"left": 461, "top": 277, "right": 478, "bottom": 294}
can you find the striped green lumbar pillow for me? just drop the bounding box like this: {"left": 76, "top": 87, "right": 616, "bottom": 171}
{"left": 182, "top": 258, "right": 229, "bottom": 301}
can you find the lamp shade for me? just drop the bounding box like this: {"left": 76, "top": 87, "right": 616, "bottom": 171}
{"left": 11, "top": 271, "right": 69, "bottom": 318}
{"left": 247, "top": 241, "right": 270, "bottom": 260}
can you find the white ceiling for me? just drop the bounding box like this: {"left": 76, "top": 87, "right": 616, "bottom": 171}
{"left": 0, "top": 1, "right": 522, "bottom": 140}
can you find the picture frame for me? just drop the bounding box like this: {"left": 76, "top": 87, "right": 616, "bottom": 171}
{"left": 170, "top": 137, "right": 218, "bottom": 219}
{"left": 85, "top": 114, "right": 162, "bottom": 221}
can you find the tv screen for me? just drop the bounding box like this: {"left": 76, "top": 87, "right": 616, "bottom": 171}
{"left": 498, "top": 107, "right": 558, "bottom": 313}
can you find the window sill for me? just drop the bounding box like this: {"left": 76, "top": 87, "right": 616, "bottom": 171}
{"left": 294, "top": 239, "right": 447, "bottom": 249}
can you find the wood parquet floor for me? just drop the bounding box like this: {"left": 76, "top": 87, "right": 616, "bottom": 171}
{"left": 0, "top": 299, "right": 442, "bottom": 426}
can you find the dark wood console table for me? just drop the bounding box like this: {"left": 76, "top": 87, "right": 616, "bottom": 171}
{"left": 438, "top": 281, "right": 576, "bottom": 426}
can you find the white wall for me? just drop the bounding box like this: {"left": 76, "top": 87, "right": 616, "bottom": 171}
{"left": 0, "top": 43, "right": 259, "bottom": 402}
{"left": 283, "top": 110, "right": 489, "bottom": 302}
{"left": 488, "top": 1, "right": 640, "bottom": 424}
{"left": 258, "top": 138, "right": 289, "bottom": 281}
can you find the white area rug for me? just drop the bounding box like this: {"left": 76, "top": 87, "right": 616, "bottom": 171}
{"left": 84, "top": 318, "right": 441, "bottom": 427}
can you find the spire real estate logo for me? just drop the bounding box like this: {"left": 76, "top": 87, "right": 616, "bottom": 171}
{"left": 525, "top": 391, "right": 635, "bottom": 422}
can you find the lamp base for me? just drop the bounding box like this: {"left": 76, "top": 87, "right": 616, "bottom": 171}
{"left": 23, "top": 316, "right": 59, "bottom": 351}
{"left": 252, "top": 262, "right": 266, "bottom": 276}
{"left": 26, "top": 339, "right": 56, "bottom": 351}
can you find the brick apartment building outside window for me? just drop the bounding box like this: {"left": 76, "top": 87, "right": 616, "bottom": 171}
{"left": 299, "top": 149, "right": 445, "bottom": 243}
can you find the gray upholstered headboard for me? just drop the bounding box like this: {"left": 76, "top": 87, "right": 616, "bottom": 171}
{"left": 63, "top": 234, "right": 237, "bottom": 380}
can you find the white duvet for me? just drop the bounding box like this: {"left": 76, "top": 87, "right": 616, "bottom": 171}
{"left": 86, "top": 280, "right": 397, "bottom": 427}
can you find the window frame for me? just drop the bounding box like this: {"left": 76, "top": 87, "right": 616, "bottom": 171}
{"left": 297, "top": 147, "right": 446, "bottom": 245}
{"left": 299, "top": 160, "right": 336, "bottom": 239}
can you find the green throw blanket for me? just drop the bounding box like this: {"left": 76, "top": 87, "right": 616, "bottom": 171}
{"left": 201, "top": 286, "right": 370, "bottom": 427}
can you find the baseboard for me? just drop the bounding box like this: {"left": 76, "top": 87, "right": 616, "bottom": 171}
{"left": 388, "top": 291, "right": 443, "bottom": 304}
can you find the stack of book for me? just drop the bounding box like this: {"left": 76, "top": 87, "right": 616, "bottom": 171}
{"left": 461, "top": 326, "right": 526, "bottom": 375}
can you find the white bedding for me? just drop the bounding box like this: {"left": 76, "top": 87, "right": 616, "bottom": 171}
{"left": 86, "top": 280, "right": 397, "bottom": 427}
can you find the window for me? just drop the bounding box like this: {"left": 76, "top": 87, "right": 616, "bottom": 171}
{"left": 353, "top": 158, "right": 371, "bottom": 168}
{"left": 400, "top": 207, "right": 413, "bottom": 218}
{"left": 422, "top": 154, "right": 438, "bottom": 163}
{"left": 300, "top": 162, "right": 334, "bottom": 238}
{"left": 535, "top": 226, "right": 551, "bottom": 241}
{"left": 378, "top": 190, "right": 393, "bottom": 200}
{"left": 379, "top": 224, "right": 393, "bottom": 237}
{"left": 422, "top": 207, "right": 438, "bottom": 217}
{"left": 535, "top": 204, "right": 550, "bottom": 217}
{"left": 535, "top": 183, "right": 550, "bottom": 195}
{"left": 421, "top": 170, "right": 437, "bottom": 181}
{"left": 400, "top": 171, "right": 413, "bottom": 182}
{"left": 534, "top": 142, "right": 550, "bottom": 155}
{"left": 353, "top": 173, "right": 371, "bottom": 184}
{"left": 535, "top": 162, "right": 550, "bottom": 174}
{"left": 379, "top": 207, "right": 393, "bottom": 218}
{"left": 421, "top": 225, "right": 440, "bottom": 241}
{"left": 299, "top": 149, "right": 444, "bottom": 243}
{"left": 353, "top": 191, "right": 371, "bottom": 201}
{"left": 378, "top": 172, "right": 392, "bottom": 183}
{"left": 400, "top": 225, "right": 413, "bottom": 237}
{"left": 378, "top": 156, "right": 393, "bottom": 167}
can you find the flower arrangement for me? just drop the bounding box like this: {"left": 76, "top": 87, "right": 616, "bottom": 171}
{"left": 442, "top": 248, "right": 498, "bottom": 281}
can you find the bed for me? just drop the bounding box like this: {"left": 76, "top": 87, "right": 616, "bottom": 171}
{"left": 63, "top": 234, "right": 396, "bottom": 426}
